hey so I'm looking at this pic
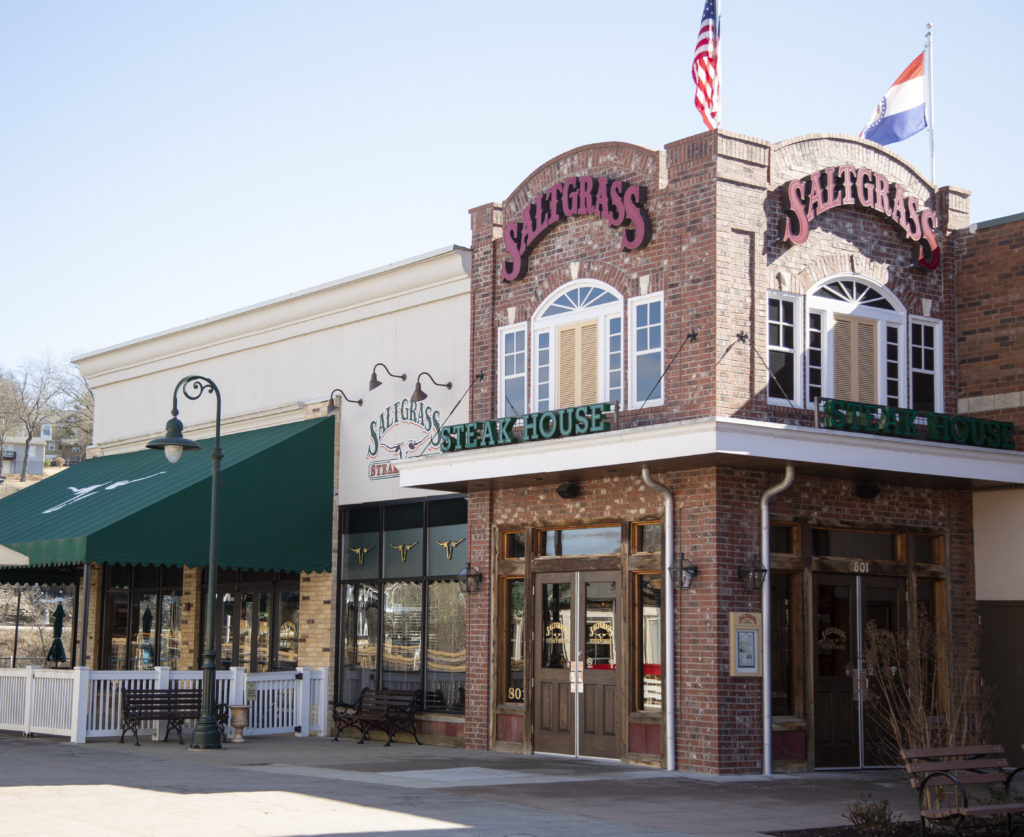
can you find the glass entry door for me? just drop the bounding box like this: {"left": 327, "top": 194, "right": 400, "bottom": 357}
{"left": 533, "top": 571, "right": 620, "bottom": 758}
{"left": 814, "top": 574, "right": 905, "bottom": 767}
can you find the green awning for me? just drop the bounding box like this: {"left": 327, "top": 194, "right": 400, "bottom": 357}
{"left": 0, "top": 416, "right": 335, "bottom": 573}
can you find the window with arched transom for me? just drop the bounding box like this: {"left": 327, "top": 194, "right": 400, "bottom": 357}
{"left": 766, "top": 276, "right": 941, "bottom": 412}
{"left": 497, "top": 280, "right": 664, "bottom": 417}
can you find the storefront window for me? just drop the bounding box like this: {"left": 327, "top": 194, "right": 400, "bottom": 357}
{"left": 425, "top": 580, "right": 465, "bottom": 711}
{"left": 539, "top": 525, "right": 620, "bottom": 556}
{"left": 105, "top": 591, "right": 129, "bottom": 670}
{"left": 812, "top": 528, "right": 897, "bottom": 562}
{"left": 632, "top": 522, "right": 662, "bottom": 553}
{"left": 340, "top": 583, "right": 379, "bottom": 702}
{"left": 0, "top": 584, "right": 76, "bottom": 668}
{"left": 337, "top": 498, "right": 467, "bottom": 713}
{"left": 634, "top": 574, "right": 662, "bottom": 711}
{"left": 158, "top": 593, "right": 181, "bottom": 668}
{"left": 102, "top": 566, "right": 182, "bottom": 670}
{"left": 215, "top": 573, "right": 298, "bottom": 672}
{"left": 277, "top": 590, "right": 300, "bottom": 670}
{"left": 383, "top": 581, "right": 422, "bottom": 691}
{"left": 770, "top": 573, "right": 800, "bottom": 716}
{"left": 428, "top": 499, "right": 468, "bottom": 575}
{"left": 385, "top": 504, "right": 424, "bottom": 578}
{"left": 502, "top": 578, "right": 525, "bottom": 703}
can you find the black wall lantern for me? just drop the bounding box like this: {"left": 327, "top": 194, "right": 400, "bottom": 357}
{"left": 458, "top": 566, "right": 483, "bottom": 593}
{"left": 738, "top": 559, "right": 768, "bottom": 591}
{"left": 671, "top": 554, "right": 699, "bottom": 589}
{"left": 555, "top": 481, "right": 580, "bottom": 499}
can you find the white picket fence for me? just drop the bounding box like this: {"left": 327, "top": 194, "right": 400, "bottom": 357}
{"left": 0, "top": 665, "right": 329, "bottom": 743}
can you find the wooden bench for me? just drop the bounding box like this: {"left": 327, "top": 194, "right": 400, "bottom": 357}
{"left": 120, "top": 685, "right": 227, "bottom": 746}
{"left": 332, "top": 687, "right": 423, "bottom": 746}
{"left": 901, "top": 744, "right": 1024, "bottom": 836}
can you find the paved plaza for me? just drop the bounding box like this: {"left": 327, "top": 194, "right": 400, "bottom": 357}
{"left": 0, "top": 732, "right": 921, "bottom": 836}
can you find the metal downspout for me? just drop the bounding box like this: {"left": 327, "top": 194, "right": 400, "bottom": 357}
{"left": 641, "top": 466, "right": 675, "bottom": 771}
{"left": 761, "top": 464, "right": 795, "bottom": 776}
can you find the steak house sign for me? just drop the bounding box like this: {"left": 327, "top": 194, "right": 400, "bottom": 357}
{"left": 501, "top": 177, "right": 652, "bottom": 282}
{"left": 782, "top": 166, "right": 941, "bottom": 269}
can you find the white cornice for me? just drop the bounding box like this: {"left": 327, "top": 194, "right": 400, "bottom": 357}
{"left": 76, "top": 247, "right": 470, "bottom": 384}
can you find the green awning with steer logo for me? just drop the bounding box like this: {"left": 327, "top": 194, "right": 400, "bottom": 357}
{"left": 0, "top": 416, "right": 334, "bottom": 572}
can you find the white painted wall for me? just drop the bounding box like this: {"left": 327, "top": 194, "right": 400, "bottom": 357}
{"left": 76, "top": 246, "right": 470, "bottom": 506}
{"left": 974, "top": 488, "right": 1024, "bottom": 600}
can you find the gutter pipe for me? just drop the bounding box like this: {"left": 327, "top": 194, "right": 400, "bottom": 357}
{"left": 761, "top": 464, "right": 795, "bottom": 776}
{"left": 641, "top": 465, "right": 675, "bottom": 771}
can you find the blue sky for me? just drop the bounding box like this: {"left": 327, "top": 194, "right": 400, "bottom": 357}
{"left": 2, "top": 1, "right": 1019, "bottom": 365}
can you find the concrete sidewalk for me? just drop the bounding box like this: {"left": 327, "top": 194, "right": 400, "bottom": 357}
{"left": 0, "top": 732, "right": 919, "bottom": 837}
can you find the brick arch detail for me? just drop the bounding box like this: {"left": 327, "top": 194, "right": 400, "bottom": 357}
{"left": 503, "top": 142, "right": 663, "bottom": 219}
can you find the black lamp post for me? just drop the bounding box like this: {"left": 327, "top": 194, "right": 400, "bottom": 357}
{"left": 146, "top": 375, "right": 223, "bottom": 749}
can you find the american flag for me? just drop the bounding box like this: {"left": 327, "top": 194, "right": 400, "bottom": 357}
{"left": 692, "top": 0, "right": 720, "bottom": 130}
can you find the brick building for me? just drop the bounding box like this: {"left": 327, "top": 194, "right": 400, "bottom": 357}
{"left": 401, "top": 132, "right": 1024, "bottom": 772}
{"left": 2, "top": 131, "right": 1022, "bottom": 773}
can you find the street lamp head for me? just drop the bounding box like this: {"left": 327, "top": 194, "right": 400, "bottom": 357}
{"left": 146, "top": 416, "right": 200, "bottom": 464}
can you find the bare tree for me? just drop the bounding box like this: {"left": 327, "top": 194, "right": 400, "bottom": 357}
{"left": 5, "top": 355, "right": 91, "bottom": 480}
{"left": 0, "top": 372, "right": 18, "bottom": 471}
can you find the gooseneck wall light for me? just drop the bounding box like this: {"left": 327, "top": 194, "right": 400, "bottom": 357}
{"left": 327, "top": 388, "right": 363, "bottom": 412}
{"left": 368, "top": 363, "right": 406, "bottom": 391}
{"left": 410, "top": 371, "right": 452, "bottom": 404}
{"left": 145, "top": 375, "right": 223, "bottom": 750}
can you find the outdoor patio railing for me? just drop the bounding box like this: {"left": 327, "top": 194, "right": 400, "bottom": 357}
{"left": 0, "top": 665, "right": 329, "bottom": 743}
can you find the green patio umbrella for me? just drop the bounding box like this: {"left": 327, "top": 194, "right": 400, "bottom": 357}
{"left": 45, "top": 602, "right": 67, "bottom": 664}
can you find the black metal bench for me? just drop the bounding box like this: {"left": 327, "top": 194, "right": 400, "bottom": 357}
{"left": 332, "top": 687, "right": 422, "bottom": 746}
{"left": 901, "top": 744, "right": 1024, "bottom": 836}
{"left": 120, "top": 685, "right": 227, "bottom": 746}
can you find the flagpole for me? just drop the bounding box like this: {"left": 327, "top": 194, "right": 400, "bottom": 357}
{"left": 926, "top": 22, "right": 935, "bottom": 183}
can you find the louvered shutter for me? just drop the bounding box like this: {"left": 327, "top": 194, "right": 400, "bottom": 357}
{"left": 580, "top": 322, "right": 599, "bottom": 404}
{"left": 557, "top": 320, "right": 600, "bottom": 408}
{"left": 833, "top": 315, "right": 877, "bottom": 401}
{"left": 558, "top": 326, "right": 577, "bottom": 408}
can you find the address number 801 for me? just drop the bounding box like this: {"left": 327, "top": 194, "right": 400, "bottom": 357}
{"left": 851, "top": 560, "right": 870, "bottom": 574}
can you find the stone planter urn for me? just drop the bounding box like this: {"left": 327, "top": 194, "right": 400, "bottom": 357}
{"left": 228, "top": 704, "right": 250, "bottom": 742}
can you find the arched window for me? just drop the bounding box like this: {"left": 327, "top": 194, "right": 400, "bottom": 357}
{"left": 496, "top": 280, "right": 664, "bottom": 417}
{"left": 766, "top": 276, "right": 941, "bottom": 411}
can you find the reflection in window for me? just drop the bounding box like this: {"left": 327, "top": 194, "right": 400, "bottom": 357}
{"left": 631, "top": 294, "right": 664, "bottom": 406}
{"left": 585, "top": 580, "right": 616, "bottom": 669}
{"left": 540, "top": 582, "right": 571, "bottom": 669}
{"left": 633, "top": 522, "right": 662, "bottom": 553}
{"left": 540, "top": 526, "right": 620, "bottom": 556}
{"left": 503, "top": 579, "right": 525, "bottom": 703}
{"left": 130, "top": 594, "right": 158, "bottom": 670}
{"left": 341, "top": 583, "right": 379, "bottom": 703}
{"left": 158, "top": 594, "right": 181, "bottom": 668}
{"left": 277, "top": 591, "right": 300, "bottom": 671}
{"left": 635, "top": 575, "right": 662, "bottom": 711}
{"left": 426, "top": 580, "right": 466, "bottom": 712}
{"left": 337, "top": 499, "right": 468, "bottom": 714}
{"left": 383, "top": 581, "right": 423, "bottom": 691}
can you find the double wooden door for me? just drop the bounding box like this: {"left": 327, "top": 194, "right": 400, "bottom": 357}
{"left": 533, "top": 571, "right": 620, "bottom": 758}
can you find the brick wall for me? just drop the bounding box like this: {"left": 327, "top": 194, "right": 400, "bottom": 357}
{"left": 956, "top": 215, "right": 1024, "bottom": 444}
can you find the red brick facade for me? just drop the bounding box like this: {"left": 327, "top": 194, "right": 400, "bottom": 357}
{"left": 445, "top": 131, "right": 992, "bottom": 773}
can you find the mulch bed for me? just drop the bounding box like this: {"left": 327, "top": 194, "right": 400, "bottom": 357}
{"left": 770, "top": 824, "right": 1009, "bottom": 836}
